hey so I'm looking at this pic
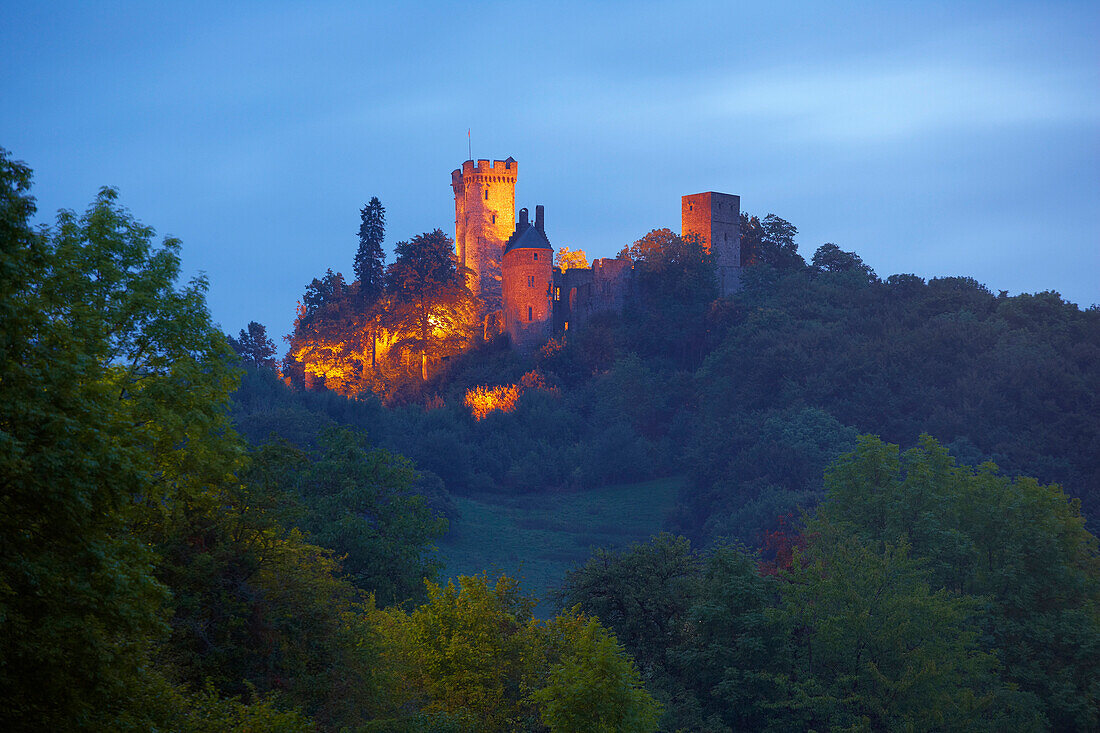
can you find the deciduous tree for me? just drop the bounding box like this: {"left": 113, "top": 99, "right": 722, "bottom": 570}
{"left": 0, "top": 149, "right": 240, "bottom": 728}
{"left": 229, "top": 320, "right": 278, "bottom": 368}
{"left": 387, "top": 229, "right": 478, "bottom": 381}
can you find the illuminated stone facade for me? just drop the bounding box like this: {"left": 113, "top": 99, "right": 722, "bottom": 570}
{"left": 453, "top": 157, "right": 741, "bottom": 351}
{"left": 682, "top": 192, "right": 741, "bottom": 295}
{"left": 451, "top": 158, "right": 518, "bottom": 309}
{"left": 501, "top": 206, "right": 554, "bottom": 351}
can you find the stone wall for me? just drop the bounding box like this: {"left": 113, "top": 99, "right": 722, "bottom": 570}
{"left": 502, "top": 246, "right": 553, "bottom": 351}
{"left": 451, "top": 158, "right": 518, "bottom": 309}
{"left": 682, "top": 191, "right": 741, "bottom": 295}
{"left": 552, "top": 257, "right": 633, "bottom": 334}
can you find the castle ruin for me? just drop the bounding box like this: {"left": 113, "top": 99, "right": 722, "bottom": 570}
{"left": 450, "top": 157, "right": 742, "bottom": 351}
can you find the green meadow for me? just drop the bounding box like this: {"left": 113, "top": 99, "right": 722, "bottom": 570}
{"left": 436, "top": 477, "right": 683, "bottom": 612}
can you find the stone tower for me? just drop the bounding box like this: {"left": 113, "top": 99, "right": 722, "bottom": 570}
{"left": 501, "top": 205, "right": 553, "bottom": 351}
{"left": 451, "top": 158, "right": 518, "bottom": 309}
{"left": 682, "top": 192, "right": 741, "bottom": 294}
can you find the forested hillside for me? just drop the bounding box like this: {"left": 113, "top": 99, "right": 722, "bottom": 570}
{"left": 4, "top": 145, "right": 1098, "bottom": 731}
{"left": 234, "top": 213, "right": 1100, "bottom": 546}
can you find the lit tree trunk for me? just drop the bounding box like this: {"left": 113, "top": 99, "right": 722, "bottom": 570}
{"left": 420, "top": 294, "right": 429, "bottom": 381}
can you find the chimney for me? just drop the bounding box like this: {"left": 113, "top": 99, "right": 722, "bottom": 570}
{"left": 518, "top": 207, "right": 529, "bottom": 230}
{"left": 535, "top": 204, "right": 544, "bottom": 233}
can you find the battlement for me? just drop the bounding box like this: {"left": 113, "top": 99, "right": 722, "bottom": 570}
{"left": 452, "top": 157, "right": 518, "bottom": 182}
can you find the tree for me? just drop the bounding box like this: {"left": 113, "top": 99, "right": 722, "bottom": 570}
{"left": 355, "top": 197, "right": 386, "bottom": 370}
{"left": 375, "top": 573, "right": 660, "bottom": 732}
{"left": 301, "top": 268, "right": 348, "bottom": 322}
{"left": 811, "top": 242, "right": 874, "bottom": 279}
{"left": 617, "top": 228, "right": 718, "bottom": 367}
{"left": 354, "top": 196, "right": 386, "bottom": 302}
{"left": 820, "top": 435, "right": 1100, "bottom": 729}
{"left": 249, "top": 427, "right": 448, "bottom": 605}
{"left": 556, "top": 533, "right": 699, "bottom": 709}
{"left": 387, "top": 229, "right": 478, "bottom": 381}
{"left": 669, "top": 545, "right": 784, "bottom": 731}
{"left": 532, "top": 617, "right": 661, "bottom": 733}
{"left": 228, "top": 320, "right": 278, "bottom": 368}
{"left": 774, "top": 523, "right": 1031, "bottom": 731}
{"left": 0, "top": 149, "right": 240, "bottom": 728}
{"left": 740, "top": 212, "right": 805, "bottom": 269}
{"left": 555, "top": 246, "right": 589, "bottom": 270}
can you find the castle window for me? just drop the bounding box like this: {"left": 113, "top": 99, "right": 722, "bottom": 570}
{"left": 484, "top": 189, "right": 489, "bottom": 200}
{"left": 533, "top": 252, "right": 539, "bottom": 261}
{"left": 555, "top": 287, "right": 560, "bottom": 301}
{"left": 564, "top": 321, "right": 569, "bottom": 331}
{"left": 527, "top": 275, "right": 535, "bottom": 287}
{"left": 492, "top": 214, "right": 496, "bottom": 224}
{"left": 689, "top": 203, "right": 693, "bottom": 212}
{"left": 528, "top": 306, "right": 533, "bottom": 322}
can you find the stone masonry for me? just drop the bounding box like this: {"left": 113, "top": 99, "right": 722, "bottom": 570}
{"left": 451, "top": 158, "right": 518, "bottom": 309}
{"left": 682, "top": 191, "right": 741, "bottom": 295}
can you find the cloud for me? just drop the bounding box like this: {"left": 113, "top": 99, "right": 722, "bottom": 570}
{"left": 699, "top": 62, "right": 1100, "bottom": 144}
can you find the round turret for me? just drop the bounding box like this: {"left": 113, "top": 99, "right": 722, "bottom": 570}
{"left": 501, "top": 205, "right": 553, "bottom": 351}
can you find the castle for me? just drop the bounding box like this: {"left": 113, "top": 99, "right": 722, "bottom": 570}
{"left": 451, "top": 157, "right": 741, "bottom": 351}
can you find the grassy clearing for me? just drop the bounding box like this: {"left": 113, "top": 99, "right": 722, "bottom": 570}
{"left": 434, "top": 477, "right": 683, "bottom": 615}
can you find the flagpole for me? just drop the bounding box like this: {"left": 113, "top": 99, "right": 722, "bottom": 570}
{"left": 467, "top": 128, "right": 472, "bottom": 161}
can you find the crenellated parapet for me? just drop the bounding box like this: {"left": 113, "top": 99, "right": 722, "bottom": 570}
{"left": 452, "top": 158, "right": 519, "bottom": 182}
{"left": 452, "top": 157, "right": 518, "bottom": 309}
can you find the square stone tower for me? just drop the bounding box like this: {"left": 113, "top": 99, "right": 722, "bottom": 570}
{"left": 682, "top": 192, "right": 741, "bottom": 295}
{"left": 452, "top": 158, "right": 518, "bottom": 309}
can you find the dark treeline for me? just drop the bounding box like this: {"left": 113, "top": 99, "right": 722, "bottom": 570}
{"left": 4, "top": 142, "right": 1099, "bottom": 731}
{"left": 557, "top": 435, "right": 1100, "bottom": 730}
{"left": 0, "top": 150, "right": 659, "bottom": 732}
{"left": 235, "top": 210, "right": 1100, "bottom": 543}
{"left": 227, "top": 196, "right": 1100, "bottom": 730}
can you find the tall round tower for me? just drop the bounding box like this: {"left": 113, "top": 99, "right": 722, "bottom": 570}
{"left": 501, "top": 205, "right": 553, "bottom": 352}
{"left": 451, "top": 157, "right": 518, "bottom": 309}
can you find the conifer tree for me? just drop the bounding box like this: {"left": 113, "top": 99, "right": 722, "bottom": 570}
{"left": 355, "top": 197, "right": 386, "bottom": 369}
{"left": 354, "top": 196, "right": 386, "bottom": 302}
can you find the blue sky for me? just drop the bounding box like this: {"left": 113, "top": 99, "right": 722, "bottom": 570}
{"left": 3, "top": 1, "right": 1097, "bottom": 346}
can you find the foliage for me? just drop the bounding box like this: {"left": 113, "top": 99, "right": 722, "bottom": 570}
{"left": 615, "top": 228, "right": 718, "bottom": 368}
{"left": 554, "top": 246, "right": 589, "bottom": 271}
{"left": 681, "top": 407, "right": 858, "bottom": 546}
{"left": 0, "top": 149, "right": 255, "bottom": 729}
{"left": 773, "top": 525, "right": 1021, "bottom": 731}
{"left": 532, "top": 616, "right": 661, "bottom": 732}
{"left": 820, "top": 434, "right": 1100, "bottom": 729}
{"left": 739, "top": 212, "right": 806, "bottom": 269}
{"left": 228, "top": 320, "right": 278, "bottom": 368}
{"left": 355, "top": 196, "right": 387, "bottom": 303}
{"left": 248, "top": 427, "right": 448, "bottom": 605}
{"left": 375, "top": 573, "right": 660, "bottom": 732}
{"left": 687, "top": 250, "right": 1100, "bottom": 544}
{"left": 556, "top": 534, "right": 699, "bottom": 726}
{"left": 464, "top": 383, "right": 521, "bottom": 420}
{"left": 387, "top": 228, "right": 479, "bottom": 381}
